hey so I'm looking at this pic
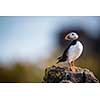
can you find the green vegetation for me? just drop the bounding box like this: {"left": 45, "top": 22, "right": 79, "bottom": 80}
{"left": 0, "top": 63, "right": 43, "bottom": 82}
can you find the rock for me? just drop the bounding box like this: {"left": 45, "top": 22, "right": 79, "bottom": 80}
{"left": 43, "top": 65, "right": 99, "bottom": 83}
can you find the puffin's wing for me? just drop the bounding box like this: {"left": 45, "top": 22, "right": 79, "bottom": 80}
{"left": 62, "top": 39, "right": 77, "bottom": 57}
{"left": 56, "top": 48, "right": 69, "bottom": 64}
{"left": 56, "top": 40, "right": 77, "bottom": 64}
{"left": 56, "top": 44, "right": 70, "bottom": 64}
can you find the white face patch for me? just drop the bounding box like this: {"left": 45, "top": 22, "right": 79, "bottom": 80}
{"left": 69, "top": 32, "right": 79, "bottom": 40}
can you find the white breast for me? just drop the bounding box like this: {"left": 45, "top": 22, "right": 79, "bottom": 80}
{"left": 67, "top": 41, "right": 83, "bottom": 63}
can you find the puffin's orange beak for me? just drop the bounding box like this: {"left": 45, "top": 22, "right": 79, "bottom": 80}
{"left": 65, "top": 34, "right": 70, "bottom": 40}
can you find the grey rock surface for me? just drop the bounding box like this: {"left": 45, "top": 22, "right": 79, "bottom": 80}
{"left": 43, "top": 65, "right": 99, "bottom": 83}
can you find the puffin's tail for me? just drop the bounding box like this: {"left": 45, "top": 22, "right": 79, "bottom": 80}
{"left": 56, "top": 56, "right": 62, "bottom": 64}
{"left": 57, "top": 56, "right": 62, "bottom": 60}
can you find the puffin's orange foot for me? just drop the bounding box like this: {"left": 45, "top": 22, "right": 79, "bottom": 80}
{"left": 71, "top": 66, "right": 78, "bottom": 72}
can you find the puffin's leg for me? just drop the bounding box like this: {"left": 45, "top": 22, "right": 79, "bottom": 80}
{"left": 68, "top": 62, "right": 73, "bottom": 71}
{"left": 68, "top": 62, "right": 72, "bottom": 68}
{"left": 70, "top": 61, "right": 78, "bottom": 72}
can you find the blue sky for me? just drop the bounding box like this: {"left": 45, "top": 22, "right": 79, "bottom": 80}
{"left": 0, "top": 16, "right": 99, "bottom": 63}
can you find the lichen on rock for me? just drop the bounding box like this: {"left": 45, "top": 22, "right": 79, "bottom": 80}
{"left": 43, "top": 65, "right": 99, "bottom": 83}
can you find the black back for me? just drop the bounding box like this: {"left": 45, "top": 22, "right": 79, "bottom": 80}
{"left": 56, "top": 39, "right": 77, "bottom": 63}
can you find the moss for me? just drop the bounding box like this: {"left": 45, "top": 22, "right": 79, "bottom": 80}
{"left": 43, "top": 65, "right": 99, "bottom": 83}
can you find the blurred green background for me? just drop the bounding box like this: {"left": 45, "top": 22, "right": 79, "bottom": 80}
{"left": 0, "top": 16, "right": 100, "bottom": 82}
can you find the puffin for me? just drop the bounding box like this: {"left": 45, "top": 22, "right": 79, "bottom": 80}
{"left": 56, "top": 32, "right": 83, "bottom": 72}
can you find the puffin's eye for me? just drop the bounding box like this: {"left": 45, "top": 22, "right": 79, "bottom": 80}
{"left": 72, "top": 34, "right": 74, "bottom": 35}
